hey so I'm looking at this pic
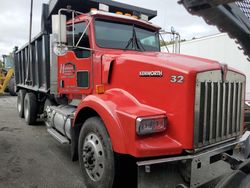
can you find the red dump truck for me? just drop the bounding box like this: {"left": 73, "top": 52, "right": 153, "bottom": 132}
{"left": 14, "top": 0, "right": 250, "bottom": 187}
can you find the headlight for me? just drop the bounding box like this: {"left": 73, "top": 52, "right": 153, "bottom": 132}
{"left": 136, "top": 115, "right": 167, "bottom": 136}
{"left": 246, "top": 101, "right": 250, "bottom": 107}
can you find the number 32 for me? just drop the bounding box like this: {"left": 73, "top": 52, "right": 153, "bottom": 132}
{"left": 170, "top": 75, "right": 184, "bottom": 83}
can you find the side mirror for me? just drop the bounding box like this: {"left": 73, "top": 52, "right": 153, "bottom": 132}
{"left": 52, "top": 14, "right": 67, "bottom": 43}
{"left": 52, "top": 14, "right": 68, "bottom": 56}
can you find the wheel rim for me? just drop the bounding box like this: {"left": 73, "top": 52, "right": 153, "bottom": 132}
{"left": 82, "top": 133, "right": 105, "bottom": 182}
{"left": 24, "top": 98, "right": 29, "bottom": 119}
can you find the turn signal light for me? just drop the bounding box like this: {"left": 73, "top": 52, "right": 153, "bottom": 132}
{"left": 96, "top": 85, "right": 105, "bottom": 94}
{"left": 136, "top": 116, "right": 167, "bottom": 136}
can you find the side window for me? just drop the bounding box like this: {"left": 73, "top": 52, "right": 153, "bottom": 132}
{"left": 67, "top": 22, "right": 91, "bottom": 58}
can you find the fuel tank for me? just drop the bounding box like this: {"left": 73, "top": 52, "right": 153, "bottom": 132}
{"left": 45, "top": 105, "right": 76, "bottom": 139}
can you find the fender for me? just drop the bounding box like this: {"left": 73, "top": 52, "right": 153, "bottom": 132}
{"left": 73, "top": 88, "right": 166, "bottom": 155}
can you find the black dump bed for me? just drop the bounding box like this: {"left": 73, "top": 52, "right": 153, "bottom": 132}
{"left": 14, "top": 0, "right": 157, "bottom": 93}
{"left": 14, "top": 33, "right": 50, "bottom": 93}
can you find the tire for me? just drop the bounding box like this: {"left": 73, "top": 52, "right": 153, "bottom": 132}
{"left": 78, "top": 117, "right": 116, "bottom": 188}
{"left": 8, "top": 77, "right": 16, "bottom": 96}
{"left": 17, "top": 90, "right": 26, "bottom": 118}
{"left": 24, "top": 92, "right": 38, "bottom": 125}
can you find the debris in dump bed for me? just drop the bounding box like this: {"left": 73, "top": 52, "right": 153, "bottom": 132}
{"left": 179, "top": 0, "right": 250, "bottom": 59}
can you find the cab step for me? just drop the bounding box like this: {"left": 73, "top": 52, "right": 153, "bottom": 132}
{"left": 47, "top": 128, "right": 70, "bottom": 144}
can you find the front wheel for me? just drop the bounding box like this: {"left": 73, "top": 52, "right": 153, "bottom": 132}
{"left": 78, "top": 117, "right": 116, "bottom": 188}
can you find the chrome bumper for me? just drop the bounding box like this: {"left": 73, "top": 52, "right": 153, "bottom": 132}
{"left": 137, "top": 131, "right": 250, "bottom": 188}
{"left": 245, "top": 110, "right": 250, "bottom": 129}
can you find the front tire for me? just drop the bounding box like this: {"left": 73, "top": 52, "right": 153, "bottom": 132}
{"left": 17, "top": 89, "right": 26, "bottom": 118}
{"left": 24, "top": 92, "right": 38, "bottom": 125}
{"left": 78, "top": 117, "right": 116, "bottom": 188}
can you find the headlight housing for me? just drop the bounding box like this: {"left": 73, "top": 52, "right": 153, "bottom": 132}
{"left": 136, "top": 115, "right": 167, "bottom": 136}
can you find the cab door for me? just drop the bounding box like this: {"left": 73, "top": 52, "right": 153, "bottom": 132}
{"left": 58, "top": 20, "right": 92, "bottom": 96}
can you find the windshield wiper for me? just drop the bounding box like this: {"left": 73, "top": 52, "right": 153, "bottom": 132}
{"left": 125, "top": 36, "right": 134, "bottom": 50}
{"left": 125, "top": 26, "right": 144, "bottom": 51}
{"left": 136, "top": 36, "right": 145, "bottom": 51}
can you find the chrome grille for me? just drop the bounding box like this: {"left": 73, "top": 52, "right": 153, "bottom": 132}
{"left": 194, "top": 70, "right": 245, "bottom": 148}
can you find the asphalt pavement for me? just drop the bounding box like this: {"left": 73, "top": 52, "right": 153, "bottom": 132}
{"left": 0, "top": 94, "right": 86, "bottom": 188}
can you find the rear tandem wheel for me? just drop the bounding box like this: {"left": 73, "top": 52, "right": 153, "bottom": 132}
{"left": 17, "top": 89, "right": 26, "bottom": 118}
{"left": 23, "top": 92, "right": 38, "bottom": 125}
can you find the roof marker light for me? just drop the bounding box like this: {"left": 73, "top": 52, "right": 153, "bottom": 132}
{"left": 125, "top": 13, "right": 132, "bottom": 17}
{"left": 90, "top": 8, "right": 98, "bottom": 13}
{"left": 99, "top": 3, "right": 109, "bottom": 12}
{"left": 116, "top": 11, "right": 123, "bottom": 15}
{"left": 140, "top": 14, "right": 149, "bottom": 21}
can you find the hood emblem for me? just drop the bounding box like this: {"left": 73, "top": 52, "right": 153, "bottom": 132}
{"left": 139, "top": 71, "right": 163, "bottom": 77}
{"left": 221, "top": 64, "right": 228, "bottom": 82}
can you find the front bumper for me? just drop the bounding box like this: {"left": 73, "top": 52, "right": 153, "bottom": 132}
{"left": 245, "top": 110, "right": 250, "bottom": 129}
{"left": 137, "top": 131, "right": 250, "bottom": 188}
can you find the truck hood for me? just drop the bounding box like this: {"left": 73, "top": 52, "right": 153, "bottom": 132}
{"left": 100, "top": 51, "right": 245, "bottom": 154}
{"left": 101, "top": 51, "right": 223, "bottom": 150}
{"left": 111, "top": 51, "right": 223, "bottom": 74}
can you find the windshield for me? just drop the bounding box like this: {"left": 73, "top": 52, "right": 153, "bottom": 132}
{"left": 95, "top": 19, "right": 160, "bottom": 52}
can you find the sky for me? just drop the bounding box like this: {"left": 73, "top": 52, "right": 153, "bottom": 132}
{"left": 0, "top": 0, "right": 219, "bottom": 59}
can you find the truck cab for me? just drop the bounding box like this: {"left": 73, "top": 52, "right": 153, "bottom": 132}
{"left": 56, "top": 10, "right": 161, "bottom": 98}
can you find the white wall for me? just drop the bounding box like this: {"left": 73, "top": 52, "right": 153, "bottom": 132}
{"left": 163, "top": 33, "right": 250, "bottom": 99}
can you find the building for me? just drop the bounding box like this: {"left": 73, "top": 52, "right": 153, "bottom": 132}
{"left": 163, "top": 33, "right": 250, "bottom": 99}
